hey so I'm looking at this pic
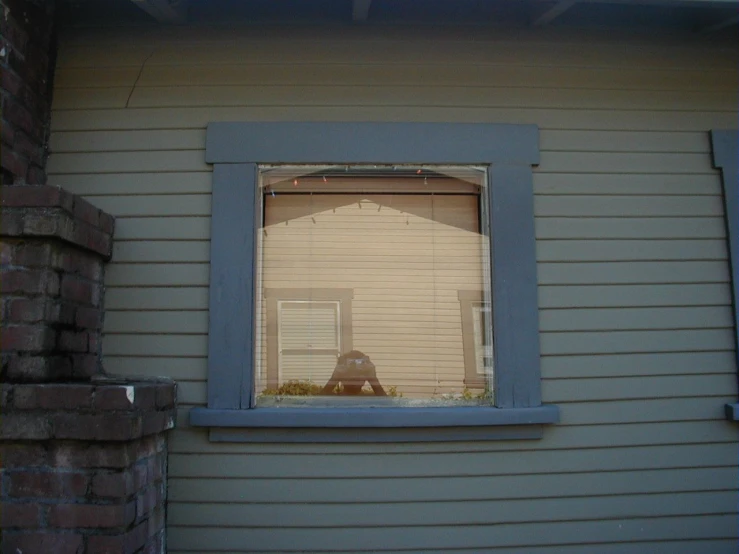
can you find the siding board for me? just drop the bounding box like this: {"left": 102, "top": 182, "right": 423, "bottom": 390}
{"left": 48, "top": 106, "right": 738, "bottom": 132}
{"left": 51, "top": 85, "right": 735, "bottom": 112}
{"left": 167, "top": 541, "right": 739, "bottom": 554}
{"left": 54, "top": 64, "right": 738, "bottom": 91}
{"left": 56, "top": 38, "right": 739, "bottom": 68}
{"left": 168, "top": 421, "right": 739, "bottom": 454}
{"left": 165, "top": 515, "right": 738, "bottom": 551}
{"left": 50, "top": 129, "right": 709, "bottom": 155}
{"left": 167, "top": 444, "right": 739, "bottom": 478}
{"left": 168, "top": 491, "right": 737, "bottom": 527}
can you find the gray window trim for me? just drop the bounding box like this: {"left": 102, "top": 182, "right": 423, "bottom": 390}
{"left": 710, "top": 129, "right": 739, "bottom": 422}
{"left": 190, "top": 121, "right": 559, "bottom": 441}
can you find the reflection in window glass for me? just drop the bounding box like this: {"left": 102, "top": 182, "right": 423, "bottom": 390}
{"left": 254, "top": 166, "right": 493, "bottom": 407}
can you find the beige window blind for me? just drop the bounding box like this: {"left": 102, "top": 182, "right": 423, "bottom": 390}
{"left": 255, "top": 169, "right": 493, "bottom": 405}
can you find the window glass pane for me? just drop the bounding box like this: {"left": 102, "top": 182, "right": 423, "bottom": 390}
{"left": 255, "top": 166, "right": 493, "bottom": 407}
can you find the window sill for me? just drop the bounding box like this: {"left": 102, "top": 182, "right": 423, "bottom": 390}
{"left": 189, "top": 405, "right": 560, "bottom": 442}
{"left": 725, "top": 403, "right": 739, "bottom": 421}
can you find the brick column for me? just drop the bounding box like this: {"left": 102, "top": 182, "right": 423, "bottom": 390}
{"left": 1, "top": 0, "right": 57, "bottom": 186}
{"left": 1, "top": 185, "right": 178, "bottom": 553}
{"left": 1, "top": 381, "right": 175, "bottom": 553}
{"left": 1, "top": 185, "right": 114, "bottom": 382}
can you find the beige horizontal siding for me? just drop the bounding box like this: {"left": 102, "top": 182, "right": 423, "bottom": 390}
{"left": 53, "top": 62, "right": 738, "bottom": 91}
{"left": 47, "top": 171, "right": 724, "bottom": 196}
{"left": 50, "top": 106, "right": 736, "bottom": 132}
{"left": 49, "top": 24, "right": 738, "bottom": 554}
{"left": 164, "top": 516, "right": 737, "bottom": 552}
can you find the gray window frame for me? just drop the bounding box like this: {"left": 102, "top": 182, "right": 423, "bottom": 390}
{"left": 710, "top": 129, "right": 739, "bottom": 421}
{"left": 189, "top": 122, "right": 559, "bottom": 441}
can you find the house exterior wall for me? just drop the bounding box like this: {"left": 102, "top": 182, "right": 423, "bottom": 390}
{"left": 47, "top": 24, "right": 739, "bottom": 552}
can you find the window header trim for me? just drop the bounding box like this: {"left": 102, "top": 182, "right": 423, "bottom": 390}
{"left": 206, "top": 122, "right": 540, "bottom": 165}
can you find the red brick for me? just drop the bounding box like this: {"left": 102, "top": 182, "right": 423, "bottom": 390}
{"left": 92, "top": 469, "right": 135, "bottom": 499}
{"left": 52, "top": 413, "right": 142, "bottom": 441}
{"left": 142, "top": 534, "right": 163, "bottom": 554}
{"left": 7, "top": 471, "right": 89, "bottom": 498}
{"left": 100, "top": 212, "right": 115, "bottom": 234}
{"left": 142, "top": 411, "right": 174, "bottom": 436}
{"left": 26, "top": 165, "right": 47, "bottom": 185}
{"left": 12, "top": 241, "right": 53, "bottom": 267}
{"left": 58, "top": 330, "right": 89, "bottom": 352}
{"left": 146, "top": 505, "right": 165, "bottom": 537}
{"left": 154, "top": 383, "right": 176, "bottom": 409}
{"left": 87, "top": 520, "right": 148, "bottom": 554}
{"left": 87, "top": 227, "right": 113, "bottom": 258}
{"left": 73, "top": 197, "right": 100, "bottom": 227}
{"left": 3, "top": 99, "right": 38, "bottom": 138}
{"left": 1, "top": 145, "right": 28, "bottom": 179}
{"left": 151, "top": 455, "right": 164, "bottom": 482}
{"left": 0, "top": 240, "right": 16, "bottom": 264}
{"left": 48, "top": 501, "right": 135, "bottom": 529}
{"left": 1, "top": 67, "right": 24, "bottom": 96}
{"left": 1, "top": 119, "right": 16, "bottom": 146}
{"left": 1, "top": 383, "right": 13, "bottom": 409}
{"left": 7, "top": 354, "right": 73, "bottom": 381}
{"left": 14, "top": 132, "right": 43, "bottom": 165}
{"left": 23, "top": 211, "right": 61, "bottom": 235}
{"left": 0, "top": 211, "right": 24, "bottom": 235}
{"left": 51, "top": 442, "right": 136, "bottom": 469}
{"left": 0, "top": 532, "right": 83, "bottom": 554}
{"left": 8, "top": 297, "right": 48, "bottom": 322}
{"left": 134, "top": 385, "right": 157, "bottom": 410}
{"left": 72, "top": 353, "right": 99, "bottom": 378}
{"left": 133, "top": 462, "right": 148, "bottom": 491}
{"left": 12, "top": 383, "right": 94, "bottom": 410}
{"left": 135, "top": 486, "right": 160, "bottom": 522}
{"left": 75, "top": 306, "right": 102, "bottom": 329}
{"left": 1, "top": 14, "right": 29, "bottom": 55}
{"left": 1, "top": 185, "right": 62, "bottom": 208}
{"left": 0, "top": 413, "right": 52, "bottom": 440}
{"left": 0, "top": 502, "right": 42, "bottom": 528}
{"left": 72, "top": 223, "right": 112, "bottom": 258}
{"left": 60, "top": 275, "right": 98, "bottom": 305}
{"left": 94, "top": 386, "right": 138, "bottom": 411}
{"left": 56, "top": 249, "right": 103, "bottom": 282}
{"left": 57, "top": 301, "right": 77, "bottom": 325}
{"left": 0, "top": 267, "right": 58, "bottom": 295}
{"left": 135, "top": 436, "right": 157, "bottom": 461}
{"left": 1, "top": 325, "right": 55, "bottom": 351}
{"left": 0, "top": 443, "right": 48, "bottom": 467}
{"left": 88, "top": 332, "right": 100, "bottom": 353}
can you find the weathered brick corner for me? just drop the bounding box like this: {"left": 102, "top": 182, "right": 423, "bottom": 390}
{"left": 1, "top": 184, "right": 114, "bottom": 382}
{"left": 1, "top": 184, "right": 178, "bottom": 553}
{"left": 1, "top": 379, "right": 177, "bottom": 554}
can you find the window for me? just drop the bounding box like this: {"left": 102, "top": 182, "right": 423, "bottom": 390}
{"left": 256, "top": 166, "right": 493, "bottom": 407}
{"left": 191, "top": 122, "right": 559, "bottom": 441}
